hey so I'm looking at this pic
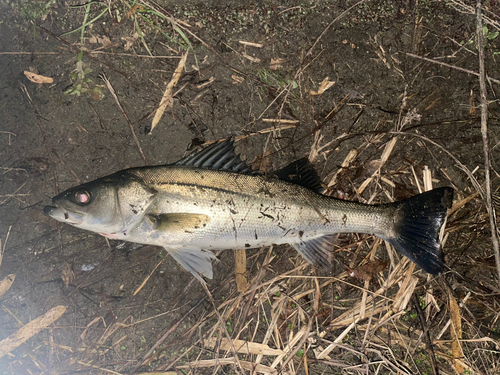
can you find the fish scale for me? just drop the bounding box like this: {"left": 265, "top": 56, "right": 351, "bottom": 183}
{"left": 128, "top": 166, "right": 389, "bottom": 248}
{"left": 44, "top": 139, "right": 453, "bottom": 282}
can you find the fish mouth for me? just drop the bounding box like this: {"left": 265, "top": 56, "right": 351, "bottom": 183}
{"left": 43, "top": 205, "right": 58, "bottom": 217}
{"left": 43, "top": 204, "right": 82, "bottom": 225}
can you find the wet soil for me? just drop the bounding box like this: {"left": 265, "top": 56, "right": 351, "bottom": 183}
{"left": 0, "top": 0, "right": 499, "bottom": 374}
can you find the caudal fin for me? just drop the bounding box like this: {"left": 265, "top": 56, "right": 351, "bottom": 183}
{"left": 386, "top": 187, "right": 453, "bottom": 275}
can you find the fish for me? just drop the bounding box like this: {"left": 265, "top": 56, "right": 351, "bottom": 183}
{"left": 43, "top": 139, "right": 453, "bottom": 281}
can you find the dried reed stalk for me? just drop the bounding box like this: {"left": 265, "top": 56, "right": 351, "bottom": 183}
{"left": 476, "top": 0, "right": 500, "bottom": 289}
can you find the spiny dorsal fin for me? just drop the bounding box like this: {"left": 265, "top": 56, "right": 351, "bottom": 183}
{"left": 273, "top": 158, "right": 324, "bottom": 193}
{"left": 175, "top": 139, "right": 254, "bottom": 174}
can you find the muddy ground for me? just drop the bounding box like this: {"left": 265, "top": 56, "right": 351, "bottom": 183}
{"left": 0, "top": 0, "right": 499, "bottom": 374}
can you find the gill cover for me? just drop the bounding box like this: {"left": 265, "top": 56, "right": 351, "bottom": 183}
{"left": 45, "top": 172, "right": 156, "bottom": 235}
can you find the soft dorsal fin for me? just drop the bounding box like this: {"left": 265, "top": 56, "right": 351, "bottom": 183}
{"left": 273, "top": 158, "right": 324, "bottom": 193}
{"left": 174, "top": 139, "right": 254, "bottom": 174}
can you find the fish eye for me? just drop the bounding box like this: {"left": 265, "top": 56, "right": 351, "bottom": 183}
{"left": 75, "top": 191, "right": 91, "bottom": 204}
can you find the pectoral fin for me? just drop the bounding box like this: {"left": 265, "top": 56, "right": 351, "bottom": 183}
{"left": 147, "top": 213, "right": 210, "bottom": 232}
{"left": 165, "top": 247, "right": 217, "bottom": 282}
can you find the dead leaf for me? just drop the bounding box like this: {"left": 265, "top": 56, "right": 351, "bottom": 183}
{"left": 450, "top": 294, "right": 464, "bottom": 373}
{"left": 309, "top": 77, "right": 335, "bottom": 95}
{"left": 348, "top": 260, "right": 388, "bottom": 281}
{"left": 150, "top": 52, "right": 188, "bottom": 133}
{"left": 24, "top": 71, "right": 53, "bottom": 84}
{"left": 88, "top": 35, "right": 112, "bottom": 48}
{"left": 97, "top": 35, "right": 112, "bottom": 48}
{"left": 61, "top": 264, "right": 74, "bottom": 289}
{"left": 270, "top": 58, "right": 286, "bottom": 70}
{"left": 125, "top": 4, "right": 144, "bottom": 19}
{"left": 89, "top": 87, "right": 105, "bottom": 101}
{"left": 0, "top": 305, "right": 67, "bottom": 358}
{"left": 0, "top": 274, "right": 15, "bottom": 299}
{"left": 122, "top": 32, "right": 139, "bottom": 51}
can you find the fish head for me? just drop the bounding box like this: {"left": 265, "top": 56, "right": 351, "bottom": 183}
{"left": 43, "top": 172, "right": 156, "bottom": 235}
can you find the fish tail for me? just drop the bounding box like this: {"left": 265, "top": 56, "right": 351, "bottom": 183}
{"left": 386, "top": 187, "right": 453, "bottom": 274}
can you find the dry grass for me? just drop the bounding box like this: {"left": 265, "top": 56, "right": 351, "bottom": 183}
{"left": 2, "top": 1, "right": 500, "bottom": 374}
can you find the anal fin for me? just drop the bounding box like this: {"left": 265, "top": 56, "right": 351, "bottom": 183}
{"left": 165, "top": 247, "right": 217, "bottom": 282}
{"left": 290, "top": 234, "right": 336, "bottom": 268}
